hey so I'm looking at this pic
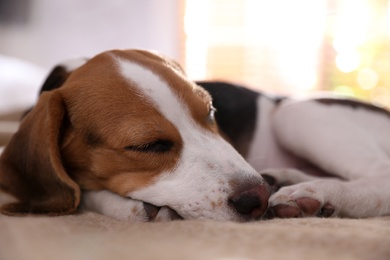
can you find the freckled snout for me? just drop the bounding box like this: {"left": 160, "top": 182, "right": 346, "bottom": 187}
{"left": 228, "top": 180, "right": 270, "bottom": 220}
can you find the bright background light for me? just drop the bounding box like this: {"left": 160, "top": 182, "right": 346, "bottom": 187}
{"left": 1, "top": 0, "right": 390, "bottom": 112}
{"left": 185, "top": 0, "right": 326, "bottom": 94}
{"left": 184, "top": 0, "right": 390, "bottom": 107}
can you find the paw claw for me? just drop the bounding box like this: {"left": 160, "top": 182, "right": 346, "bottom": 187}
{"left": 318, "top": 202, "right": 335, "bottom": 217}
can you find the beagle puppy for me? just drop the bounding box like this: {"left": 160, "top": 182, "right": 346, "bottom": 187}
{"left": 1, "top": 49, "right": 390, "bottom": 221}
{"left": 0, "top": 49, "right": 270, "bottom": 222}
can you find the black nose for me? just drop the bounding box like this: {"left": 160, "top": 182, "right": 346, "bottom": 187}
{"left": 228, "top": 183, "right": 270, "bottom": 220}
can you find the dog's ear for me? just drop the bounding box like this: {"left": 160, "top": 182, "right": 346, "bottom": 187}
{"left": 39, "top": 58, "right": 87, "bottom": 94}
{"left": 39, "top": 65, "right": 71, "bottom": 94}
{"left": 0, "top": 90, "right": 80, "bottom": 216}
{"left": 23, "top": 58, "right": 87, "bottom": 117}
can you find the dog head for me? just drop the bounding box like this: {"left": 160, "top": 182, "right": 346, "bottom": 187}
{"left": 0, "top": 49, "right": 269, "bottom": 221}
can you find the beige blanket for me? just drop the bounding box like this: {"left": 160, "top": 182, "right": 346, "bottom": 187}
{"left": 1, "top": 200, "right": 389, "bottom": 260}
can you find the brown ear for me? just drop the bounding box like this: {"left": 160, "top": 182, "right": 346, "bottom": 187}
{"left": 0, "top": 90, "right": 80, "bottom": 216}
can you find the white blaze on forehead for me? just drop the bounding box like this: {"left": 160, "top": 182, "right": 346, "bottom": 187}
{"left": 116, "top": 57, "right": 188, "bottom": 126}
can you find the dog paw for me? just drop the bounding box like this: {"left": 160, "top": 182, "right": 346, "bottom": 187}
{"left": 266, "top": 182, "right": 336, "bottom": 218}
{"left": 267, "top": 198, "right": 335, "bottom": 218}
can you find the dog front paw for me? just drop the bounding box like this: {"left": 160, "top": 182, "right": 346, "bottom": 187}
{"left": 266, "top": 182, "right": 337, "bottom": 218}
{"left": 267, "top": 197, "right": 335, "bottom": 218}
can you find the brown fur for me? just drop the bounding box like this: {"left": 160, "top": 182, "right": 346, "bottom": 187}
{"left": 0, "top": 92, "right": 80, "bottom": 215}
{"left": 0, "top": 49, "right": 213, "bottom": 215}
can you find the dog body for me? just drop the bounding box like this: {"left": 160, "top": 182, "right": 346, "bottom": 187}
{"left": 1, "top": 49, "right": 389, "bottom": 221}
{"left": 199, "top": 82, "right": 390, "bottom": 218}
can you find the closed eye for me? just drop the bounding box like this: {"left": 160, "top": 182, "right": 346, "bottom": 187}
{"left": 124, "top": 140, "right": 174, "bottom": 153}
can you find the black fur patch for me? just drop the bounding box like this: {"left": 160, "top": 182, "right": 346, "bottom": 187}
{"left": 196, "top": 81, "right": 260, "bottom": 157}
{"left": 39, "top": 66, "right": 69, "bottom": 94}
{"left": 23, "top": 66, "right": 70, "bottom": 118}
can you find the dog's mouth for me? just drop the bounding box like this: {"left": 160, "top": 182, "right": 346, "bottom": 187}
{"left": 143, "top": 202, "right": 184, "bottom": 221}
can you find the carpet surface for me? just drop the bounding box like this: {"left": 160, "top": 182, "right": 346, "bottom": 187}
{"left": 1, "top": 207, "right": 389, "bottom": 260}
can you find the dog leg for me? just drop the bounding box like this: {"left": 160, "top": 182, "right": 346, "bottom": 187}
{"left": 81, "top": 190, "right": 180, "bottom": 221}
{"left": 266, "top": 100, "right": 390, "bottom": 218}
{"left": 273, "top": 100, "right": 390, "bottom": 180}
{"left": 263, "top": 171, "right": 390, "bottom": 218}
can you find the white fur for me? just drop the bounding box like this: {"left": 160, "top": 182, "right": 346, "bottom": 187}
{"left": 256, "top": 98, "right": 390, "bottom": 217}
{"left": 81, "top": 190, "right": 148, "bottom": 221}
{"left": 246, "top": 96, "right": 299, "bottom": 171}
{"left": 273, "top": 99, "right": 390, "bottom": 180}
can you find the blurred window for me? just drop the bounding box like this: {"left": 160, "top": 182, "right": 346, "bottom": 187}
{"left": 184, "top": 0, "right": 390, "bottom": 107}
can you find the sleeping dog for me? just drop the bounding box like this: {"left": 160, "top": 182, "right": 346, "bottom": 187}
{"left": 0, "top": 49, "right": 389, "bottom": 221}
